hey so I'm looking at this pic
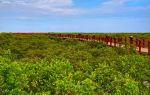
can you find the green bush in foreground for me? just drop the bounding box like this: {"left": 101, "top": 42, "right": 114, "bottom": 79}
{"left": 0, "top": 55, "right": 149, "bottom": 95}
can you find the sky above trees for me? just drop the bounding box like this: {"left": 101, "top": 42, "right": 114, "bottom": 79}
{"left": 0, "top": 0, "right": 150, "bottom": 32}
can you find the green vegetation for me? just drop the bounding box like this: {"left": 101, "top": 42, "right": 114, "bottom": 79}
{"left": 0, "top": 33, "right": 149, "bottom": 95}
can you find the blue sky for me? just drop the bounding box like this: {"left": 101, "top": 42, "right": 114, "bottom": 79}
{"left": 0, "top": 0, "right": 150, "bottom": 32}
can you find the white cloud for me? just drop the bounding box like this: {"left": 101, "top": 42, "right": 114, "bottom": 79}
{"left": 0, "top": 0, "right": 82, "bottom": 15}
{"left": 0, "top": 0, "right": 149, "bottom": 17}
{"left": 0, "top": 0, "right": 73, "bottom": 6}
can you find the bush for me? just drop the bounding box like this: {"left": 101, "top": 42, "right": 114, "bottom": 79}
{"left": 0, "top": 33, "right": 149, "bottom": 94}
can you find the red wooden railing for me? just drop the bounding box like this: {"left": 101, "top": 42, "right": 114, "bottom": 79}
{"left": 124, "top": 36, "right": 127, "bottom": 48}
{"left": 12, "top": 33, "right": 150, "bottom": 56}
{"left": 138, "top": 40, "right": 142, "bottom": 54}
{"left": 148, "top": 41, "right": 150, "bottom": 56}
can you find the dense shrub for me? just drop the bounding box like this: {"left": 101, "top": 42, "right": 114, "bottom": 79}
{"left": 0, "top": 33, "right": 149, "bottom": 94}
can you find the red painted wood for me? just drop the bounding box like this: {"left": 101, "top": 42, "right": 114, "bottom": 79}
{"left": 124, "top": 37, "right": 127, "bottom": 48}
{"left": 142, "top": 39, "right": 145, "bottom": 48}
{"left": 129, "top": 36, "right": 134, "bottom": 46}
{"left": 96, "top": 36, "right": 98, "bottom": 41}
{"left": 99, "top": 37, "right": 101, "bottom": 42}
{"left": 148, "top": 41, "right": 150, "bottom": 55}
{"left": 119, "top": 37, "right": 122, "bottom": 47}
{"left": 136, "top": 38, "right": 139, "bottom": 47}
{"left": 110, "top": 37, "right": 112, "bottom": 46}
{"left": 114, "top": 38, "right": 116, "bottom": 47}
{"left": 85, "top": 35, "right": 88, "bottom": 40}
{"left": 138, "top": 40, "right": 141, "bottom": 54}
{"left": 88, "top": 35, "right": 90, "bottom": 40}
{"left": 92, "top": 35, "right": 96, "bottom": 41}
{"left": 45, "top": 34, "right": 150, "bottom": 55}
{"left": 117, "top": 37, "right": 120, "bottom": 44}
{"left": 105, "top": 36, "right": 108, "bottom": 44}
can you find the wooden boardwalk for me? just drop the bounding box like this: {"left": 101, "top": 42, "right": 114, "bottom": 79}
{"left": 13, "top": 33, "right": 150, "bottom": 55}
{"left": 76, "top": 38, "right": 149, "bottom": 54}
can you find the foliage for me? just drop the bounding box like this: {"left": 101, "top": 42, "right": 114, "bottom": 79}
{"left": 0, "top": 33, "right": 149, "bottom": 94}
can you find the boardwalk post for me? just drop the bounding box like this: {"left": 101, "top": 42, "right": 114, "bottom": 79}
{"left": 85, "top": 35, "right": 88, "bottom": 40}
{"left": 129, "top": 36, "right": 133, "bottom": 46}
{"left": 94, "top": 35, "right": 96, "bottom": 41}
{"left": 109, "top": 37, "right": 111, "bottom": 46}
{"left": 85, "top": 35, "right": 86, "bottom": 40}
{"left": 117, "top": 37, "right": 120, "bottom": 46}
{"left": 148, "top": 41, "right": 150, "bottom": 55}
{"left": 110, "top": 37, "right": 112, "bottom": 46}
{"left": 106, "top": 36, "right": 108, "bottom": 44}
{"left": 78, "top": 34, "right": 81, "bottom": 40}
{"left": 114, "top": 38, "right": 116, "bottom": 47}
{"left": 76, "top": 34, "right": 77, "bottom": 39}
{"left": 124, "top": 37, "right": 127, "bottom": 48}
{"left": 95, "top": 35, "right": 97, "bottom": 41}
{"left": 92, "top": 35, "right": 94, "bottom": 41}
{"left": 89, "top": 35, "right": 91, "bottom": 40}
{"left": 119, "top": 37, "right": 122, "bottom": 47}
{"left": 107, "top": 36, "right": 109, "bottom": 44}
{"left": 142, "top": 39, "right": 145, "bottom": 48}
{"left": 96, "top": 36, "right": 99, "bottom": 42}
{"left": 104, "top": 36, "right": 105, "bottom": 43}
{"left": 138, "top": 40, "right": 141, "bottom": 54}
{"left": 87, "top": 35, "right": 89, "bottom": 40}
{"left": 103, "top": 37, "right": 105, "bottom": 43}
{"left": 102, "top": 37, "right": 104, "bottom": 42}
{"left": 76, "top": 34, "right": 78, "bottom": 39}
{"left": 82, "top": 35, "right": 84, "bottom": 40}
{"left": 136, "top": 38, "right": 139, "bottom": 47}
{"left": 70, "top": 34, "right": 72, "bottom": 38}
{"left": 99, "top": 36, "right": 101, "bottom": 42}
{"left": 107, "top": 36, "right": 109, "bottom": 45}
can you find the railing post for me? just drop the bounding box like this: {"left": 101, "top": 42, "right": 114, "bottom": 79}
{"left": 78, "top": 34, "right": 81, "bottom": 40}
{"left": 119, "top": 37, "right": 122, "bottom": 47}
{"left": 75, "top": 34, "right": 77, "bottom": 38}
{"left": 142, "top": 39, "right": 145, "bottom": 48}
{"left": 98, "top": 36, "right": 101, "bottom": 42}
{"left": 96, "top": 36, "right": 99, "bottom": 42}
{"left": 138, "top": 40, "right": 141, "bottom": 54}
{"left": 110, "top": 37, "right": 112, "bottom": 46}
{"left": 89, "top": 35, "right": 91, "bottom": 40}
{"left": 136, "top": 38, "right": 139, "bottom": 47}
{"left": 82, "top": 35, "right": 84, "bottom": 40}
{"left": 85, "top": 35, "right": 87, "bottom": 40}
{"left": 81, "top": 35, "right": 84, "bottom": 40}
{"left": 103, "top": 37, "right": 105, "bottom": 43}
{"left": 148, "top": 41, "right": 150, "bottom": 56}
{"left": 70, "top": 34, "right": 71, "bottom": 38}
{"left": 106, "top": 36, "right": 108, "bottom": 44}
{"left": 107, "top": 36, "right": 109, "bottom": 45}
{"left": 92, "top": 35, "right": 96, "bottom": 41}
{"left": 114, "top": 38, "right": 116, "bottom": 47}
{"left": 124, "top": 36, "right": 127, "bottom": 48}
{"left": 102, "top": 37, "right": 104, "bottom": 42}
{"left": 73, "top": 35, "right": 75, "bottom": 39}
{"left": 67, "top": 34, "right": 69, "bottom": 38}
{"left": 129, "top": 36, "right": 134, "bottom": 46}
{"left": 117, "top": 37, "right": 120, "bottom": 46}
